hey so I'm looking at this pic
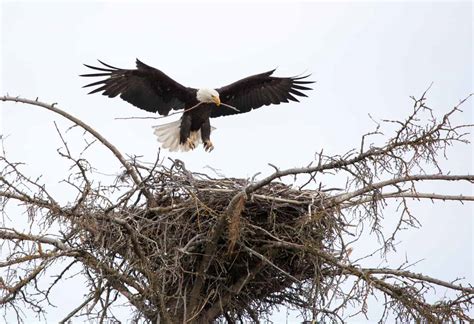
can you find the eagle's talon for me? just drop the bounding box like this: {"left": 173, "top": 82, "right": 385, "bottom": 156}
{"left": 204, "top": 140, "right": 214, "bottom": 152}
{"left": 185, "top": 138, "right": 196, "bottom": 150}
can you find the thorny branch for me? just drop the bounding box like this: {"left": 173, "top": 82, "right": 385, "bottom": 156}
{"left": 0, "top": 91, "right": 472, "bottom": 323}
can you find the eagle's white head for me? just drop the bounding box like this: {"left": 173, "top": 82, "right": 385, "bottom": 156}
{"left": 196, "top": 88, "right": 221, "bottom": 106}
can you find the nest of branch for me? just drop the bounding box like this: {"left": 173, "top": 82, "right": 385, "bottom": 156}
{"left": 80, "top": 167, "right": 339, "bottom": 322}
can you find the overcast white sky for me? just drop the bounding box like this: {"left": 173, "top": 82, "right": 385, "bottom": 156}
{"left": 1, "top": 1, "right": 473, "bottom": 323}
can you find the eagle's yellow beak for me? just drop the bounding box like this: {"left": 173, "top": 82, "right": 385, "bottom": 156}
{"left": 212, "top": 95, "right": 221, "bottom": 106}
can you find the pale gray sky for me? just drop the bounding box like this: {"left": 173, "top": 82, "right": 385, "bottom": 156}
{"left": 1, "top": 1, "right": 472, "bottom": 323}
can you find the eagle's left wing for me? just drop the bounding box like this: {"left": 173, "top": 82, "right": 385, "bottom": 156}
{"left": 211, "top": 69, "right": 314, "bottom": 118}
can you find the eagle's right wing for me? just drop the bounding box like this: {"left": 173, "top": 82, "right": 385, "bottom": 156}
{"left": 81, "top": 59, "right": 195, "bottom": 115}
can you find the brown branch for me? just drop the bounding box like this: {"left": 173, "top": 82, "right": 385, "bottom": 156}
{"left": 351, "top": 192, "right": 474, "bottom": 205}
{"left": 58, "top": 287, "right": 105, "bottom": 324}
{"left": 363, "top": 268, "right": 474, "bottom": 294}
{"left": 0, "top": 95, "right": 154, "bottom": 203}
{"left": 244, "top": 94, "right": 472, "bottom": 196}
{"left": 0, "top": 256, "right": 57, "bottom": 304}
{"left": 332, "top": 174, "right": 474, "bottom": 205}
{"left": 267, "top": 240, "right": 473, "bottom": 320}
{"left": 0, "top": 230, "right": 68, "bottom": 251}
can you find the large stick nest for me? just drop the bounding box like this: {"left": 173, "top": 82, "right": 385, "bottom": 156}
{"left": 78, "top": 163, "right": 341, "bottom": 322}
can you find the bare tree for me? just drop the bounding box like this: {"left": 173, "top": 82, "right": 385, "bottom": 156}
{"left": 0, "top": 90, "right": 472, "bottom": 323}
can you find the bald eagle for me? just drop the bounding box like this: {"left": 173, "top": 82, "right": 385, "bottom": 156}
{"left": 81, "top": 59, "right": 313, "bottom": 152}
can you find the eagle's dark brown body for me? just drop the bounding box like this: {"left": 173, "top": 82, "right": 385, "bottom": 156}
{"left": 180, "top": 103, "right": 214, "bottom": 148}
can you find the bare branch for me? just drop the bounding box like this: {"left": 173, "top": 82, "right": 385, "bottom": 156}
{"left": 0, "top": 95, "right": 154, "bottom": 204}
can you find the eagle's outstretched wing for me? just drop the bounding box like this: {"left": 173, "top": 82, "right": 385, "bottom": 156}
{"left": 211, "top": 70, "right": 314, "bottom": 118}
{"left": 81, "top": 59, "right": 195, "bottom": 115}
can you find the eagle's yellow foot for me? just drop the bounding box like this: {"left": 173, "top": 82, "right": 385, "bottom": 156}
{"left": 204, "top": 140, "right": 214, "bottom": 152}
{"left": 185, "top": 138, "right": 196, "bottom": 150}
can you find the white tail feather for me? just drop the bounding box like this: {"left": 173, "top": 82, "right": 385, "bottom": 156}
{"left": 152, "top": 120, "right": 216, "bottom": 152}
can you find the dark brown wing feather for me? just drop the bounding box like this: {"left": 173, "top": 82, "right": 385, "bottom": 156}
{"left": 210, "top": 69, "right": 314, "bottom": 118}
{"left": 81, "top": 59, "right": 196, "bottom": 115}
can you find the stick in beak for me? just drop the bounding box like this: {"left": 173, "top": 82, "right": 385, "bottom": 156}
{"left": 221, "top": 103, "right": 240, "bottom": 112}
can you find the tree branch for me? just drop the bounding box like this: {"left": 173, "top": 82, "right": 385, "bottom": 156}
{"left": 0, "top": 95, "right": 154, "bottom": 204}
